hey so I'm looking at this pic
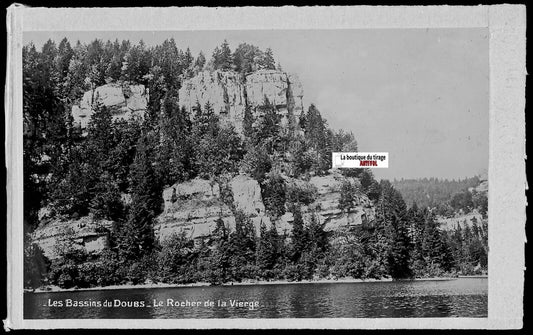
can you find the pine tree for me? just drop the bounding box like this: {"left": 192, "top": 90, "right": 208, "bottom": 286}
{"left": 262, "top": 48, "right": 276, "bottom": 70}
{"left": 108, "top": 118, "right": 143, "bottom": 192}
{"left": 184, "top": 47, "right": 194, "bottom": 69}
{"left": 121, "top": 41, "right": 151, "bottom": 84}
{"left": 242, "top": 105, "right": 255, "bottom": 140}
{"left": 191, "top": 102, "right": 243, "bottom": 178}
{"left": 153, "top": 38, "right": 181, "bottom": 91}
{"left": 227, "top": 211, "right": 256, "bottom": 281}
{"left": 56, "top": 38, "right": 74, "bottom": 82}
{"left": 206, "top": 217, "right": 231, "bottom": 284}
{"left": 89, "top": 172, "right": 123, "bottom": 221}
{"left": 375, "top": 180, "right": 412, "bottom": 279}
{"left": 85, "top": 103, "right": 114, "bottom": 165}
{"left": 156, "top": 97, "right": 193, "bottom": 185}
{"left": 290, "top": 205, "right": 307, "bottom": 262}
{"left": 253, "top": 99, "right": 281, "bottom": 153}
{"left": 233, "top": 43, "right": 261, "bottom": 73}
{"left": 307, "top": 212, "right": 328, "bottom": 255}
{"left": 406, "top": 203, "right": 426, "bottom": 275}
{"left": 195, "top": 51, "right": 206, "bottom": 71}
{"left": 116, "top": 133, "right": 161, "bottom": 261}
{"left": 304, "top": 104, "right": 330, "bottom": 174}
{"left": 23, "top": 41, "right": 69, "bottom": 226}
{"left": 24, "top": 232, "right": 50, "bottom": 289}
{"left": 64, "top": 41, "right": 91, "bottom": 100}
{"left": 338, "top": 180, "right": 359, "bottom": 212}
{"left": 212, "top": 40, "right": 233, "bottom": 71}
{"left": 241, "top": 144, "right": 272, "bottom": 183}
{"left": 256, "top": 221, "right": 279, "bottom": 277}
{"left": 104, "top": 39, "right": 123, "bottom": 81}
{"left": 262, "top": 172, "right": 286, "bottom": 219}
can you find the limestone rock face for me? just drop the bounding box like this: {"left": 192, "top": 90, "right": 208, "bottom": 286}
{"left": 71, "top": 69, "right": 303, "bottom": 134}
{"left": 178, "top": 71, "right": 246, "bottom": 131}
{"left": 162, "top": 178, "right": 220, "bottom": 214}
{"left": 178, "top": 69, "right": 304, "bottom": 133}
{"left": 438, "top": 210, "right": 485, "bottom": 230}
{"left": 230, "top": 174, "right": 265, "bottom": 216}
{"left": 34, "top": 173, "right": 377, "bottom": 255}
{"left": 32, "top": 216, "right": 113, "bottom": 259}
{"left": 442, "top": 175, "right": 488, "bottom": 231}
{"left": 155, "top": 175, "right": 270, "bottom": 242}
{"left": 71, "top": 83, "right": 148, "bottom": 128}
{"left": 154, "top": 171, "right": 376, "bottom": 242}
{"left": 156, "top": 177, "right": 233, "bottom": 241}
{"left": 279, "top": 172, "right": 375, "bottom": 232}
{"left": 245, "top": 70, "right": 303, "bottom": 110}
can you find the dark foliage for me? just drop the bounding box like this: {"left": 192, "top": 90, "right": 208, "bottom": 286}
{"left": 23, "top": 38, "right": 487, "bottom": 288}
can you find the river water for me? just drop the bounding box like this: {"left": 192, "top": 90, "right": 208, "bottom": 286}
{"left": 24, "top": 277, "right": 487, "bottom": 319}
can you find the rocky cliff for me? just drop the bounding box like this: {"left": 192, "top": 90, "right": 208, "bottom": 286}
{"left": 33, "top": 171, "right": 376, "bottom": 256}
{"left": 438, "top": 210, "right": 485, "bottom": 230}
{"left": 178, "top": 69, "right": 304, "bottom": 133}
{"left": 49, "top": 69, "right": 373, "bottom": 255}
{"left": 438, "top": 174, "right": 488, "bottom": 231}
{"left": 31, "top": 216, "right": 113, "bottom": 259}
{"left": 155, "top": 175, "right": 258, "bottom": 241}
{"left": 71, "top": 82, "right": 148, "bottom": 129}
{"left": 70, "top": 69, "right": 303, "bottom": 135}
{"left": 154, "top": 171, "right": 375, "bottom": 243}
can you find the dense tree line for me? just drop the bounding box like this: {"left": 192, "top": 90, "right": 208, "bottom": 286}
{"left": 26, "top": 176, "right": 487, "bottom": 289}
{"left": 23, "top": 38, "right": 487, "bottom": 290}
{"left": 23, "top": 38, "right": 278, "bottom": 227}
{"left": 392, "top": 177, "right": 487, "bottom": 217}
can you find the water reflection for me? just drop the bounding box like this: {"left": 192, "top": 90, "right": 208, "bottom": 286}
{"left": 24, "top": 278, "right": 487, "bottom": 319}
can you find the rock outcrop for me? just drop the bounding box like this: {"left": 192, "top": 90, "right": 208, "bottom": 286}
{"left": 155, "top": 175, "right": 262, "bottom": 241}
{"left": 230, "top": 174, "right": 266, "bottom": 216}
{"left": 469, "top": 172, "right": 488, "bottom": 195}
{"left": 154, "top": 171, "right": 375, "bottom": 243}
{"left": 56, "top": 69, "right": 374, "bottom": 252}
{"left": 178, "top": 71, "right": 247, "bottom": 131}
{"left": 178, "top": 69, "right": 304, "bottom": 133}
{"left": 245, "top": 70, "right": 303, "bottom": 111}
{"left": 439, "top": 174, "right": 488, "bottom": 231}
{"left": 438, "top": 210, "right": 485, "bottom": 230}
{"left": 278, "top": 173, "right": 375, "bottom": 232}
{"left": 32, "top": 172, "right": 376, "bottom": 255}
{"left": 70, "top": 69, "right": 303, "bottom": 135}
{"left": 71, "top": 83, "right": 148, "bottom": 129}
{"left": 32, "top": 216, "right": 113, "bottom": 259}
{"left": 157, "top": 177, "right": 233, "bottom": 240}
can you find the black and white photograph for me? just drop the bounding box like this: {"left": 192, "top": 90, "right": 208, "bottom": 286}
{"left": 5, "top": 5, "right": 526, "bottom": 329}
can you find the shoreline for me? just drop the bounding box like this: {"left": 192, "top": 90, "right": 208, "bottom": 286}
{"left": 25, "top": 275, "right": 486, "bottom": 294}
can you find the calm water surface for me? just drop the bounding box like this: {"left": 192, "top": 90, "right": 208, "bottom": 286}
{"left": 24, "top": 278, "right": 487, "bottom": 318}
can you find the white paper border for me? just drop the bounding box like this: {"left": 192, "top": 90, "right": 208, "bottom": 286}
{"left": 4, "top": 4, "right": 526, "bottom": 330}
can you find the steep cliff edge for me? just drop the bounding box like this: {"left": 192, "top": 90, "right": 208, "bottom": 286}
{"left": 46, "top": 68, "right": 373, "bottom": 256}
{"left": 154, "top": 171, "right": 375, "bottom": 243}
{"left": 71, "top": 69, "right": 303, "bottom": 134}
{"left": 437, "top": 173, "right": 488, "bottom": 230}
{"left": 32, "top": 171, "right": 377, "bottom": 255}
{"left": 178, "top": 69, "right": 304, "bottom": 133}
{"left": 31, "top": 216, "right": 113, "bottom": 259}
{"left": 71, "top": 82, "right": 149, "bottom": 129}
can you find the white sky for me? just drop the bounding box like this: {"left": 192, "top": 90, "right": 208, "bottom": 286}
{"left": 24, "top": 29, "right": 489, "bottom": 180}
